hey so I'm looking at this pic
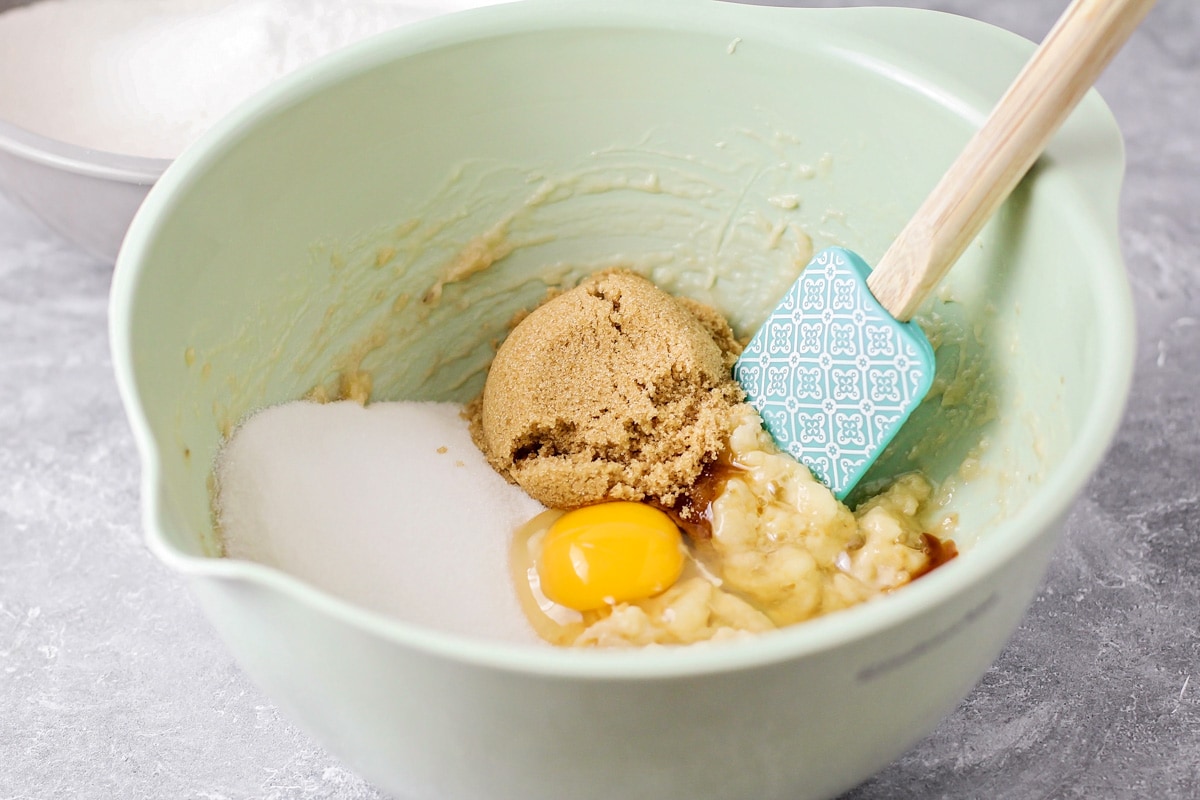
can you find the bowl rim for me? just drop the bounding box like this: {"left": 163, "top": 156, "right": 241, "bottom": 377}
{"left": 0, "top": 117, "right": 167, "bottom": 183}
{"left": 109, "top": 0, "right": 1136, "bottom": 680}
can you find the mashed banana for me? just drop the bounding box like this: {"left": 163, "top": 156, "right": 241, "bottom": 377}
{"left": 566, "top": 405, "right": 945, "bottom": 647}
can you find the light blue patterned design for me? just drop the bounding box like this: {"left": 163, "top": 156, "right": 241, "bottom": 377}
{"left": 734, "top": 246, "right": 935, "bottom": 499}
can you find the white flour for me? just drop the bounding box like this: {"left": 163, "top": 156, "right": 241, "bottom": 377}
{"left": 214, "top": 400, "right": 544, "bottom": 644}
{"left": 0, "top": 0, "right": 504, "bottom": 158}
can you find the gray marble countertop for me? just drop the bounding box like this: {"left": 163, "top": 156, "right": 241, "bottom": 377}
{"left": 2, "top": 1, "right": 1197, "bottom": 798}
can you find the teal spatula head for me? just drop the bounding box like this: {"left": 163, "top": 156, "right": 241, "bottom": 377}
{"left": 733, "top": 247, "right": 934, "bottom": 499}
{"left": 732, "top": 0, "right": 1153, "bottom": 498}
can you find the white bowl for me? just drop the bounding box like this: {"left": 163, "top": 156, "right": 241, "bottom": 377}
{"left": 0, "top": 118, "right": 165, "bottom": 261}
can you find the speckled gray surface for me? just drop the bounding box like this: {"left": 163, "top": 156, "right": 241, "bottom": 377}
{"left": 1, "top": 1, "right": 1197, "bottom": 798}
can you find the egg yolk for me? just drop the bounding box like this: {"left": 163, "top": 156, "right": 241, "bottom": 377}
{"left": 536, "top": 502, "right": 686, "bottom": 612}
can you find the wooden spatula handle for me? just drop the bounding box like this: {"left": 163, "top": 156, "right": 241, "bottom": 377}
{"left": 866, "top": 0, "right": 1155, "bottom": 322}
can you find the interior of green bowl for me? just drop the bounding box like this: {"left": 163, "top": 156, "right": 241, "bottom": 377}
{"left": 113, "top": 2, "right": 1129, "bottom": 603}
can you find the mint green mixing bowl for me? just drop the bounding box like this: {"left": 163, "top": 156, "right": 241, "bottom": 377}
{"left": 109, "top": 2, "right": 1133, "bottom": 798}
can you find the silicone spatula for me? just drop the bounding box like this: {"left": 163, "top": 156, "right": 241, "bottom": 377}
{"left": 733, "top": 0, "right": 1154, "bottom": 499}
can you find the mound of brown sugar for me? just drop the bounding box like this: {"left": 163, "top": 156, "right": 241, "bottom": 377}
{"left": 471, "top": 271, "right": 743, "bottom": 510}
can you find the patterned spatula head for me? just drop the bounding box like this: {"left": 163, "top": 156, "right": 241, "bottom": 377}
{"left": 733, "top": 246, "right": 935, "bottom": 500}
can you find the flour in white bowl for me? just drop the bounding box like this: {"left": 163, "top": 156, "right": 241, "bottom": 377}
{"left": 0, "top": 0, "right": 506, "bottom": 158}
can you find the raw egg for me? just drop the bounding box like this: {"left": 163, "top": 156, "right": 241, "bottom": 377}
{"left": 510, "top": 502, "right": 691, "bottom": 644}
{"left": 538, "top": 502, "right": 685, "bottom": 611}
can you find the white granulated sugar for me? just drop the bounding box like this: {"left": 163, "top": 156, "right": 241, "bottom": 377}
{"left": 215, "top": 400, "right": 544, "bottom": 644}
{"left": 0, "top": 0, "right": 505, "bottom": 158}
